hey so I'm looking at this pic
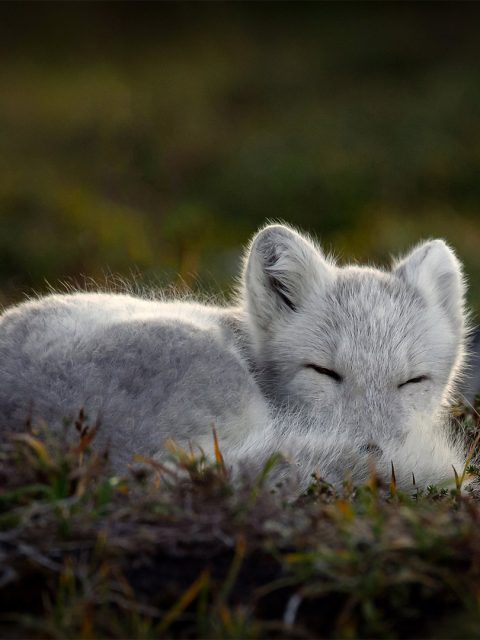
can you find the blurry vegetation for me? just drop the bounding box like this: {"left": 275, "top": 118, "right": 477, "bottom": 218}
{"left": 0, "top": 3, "right": 480, "bottom": 308}
{"left": 1, "top": 400, "right": 480, "bottom": 639}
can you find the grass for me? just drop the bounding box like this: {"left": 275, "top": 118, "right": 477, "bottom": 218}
{"left": 1, "top": 404, "right": 480, "bottom": 639}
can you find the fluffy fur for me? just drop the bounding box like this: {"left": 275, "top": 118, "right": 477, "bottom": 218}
{"left": 0, "top": 224, "right": 469, "bottom": 490}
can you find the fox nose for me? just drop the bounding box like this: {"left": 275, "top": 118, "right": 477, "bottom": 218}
{"left": 360, "top": 442, "right": 383, "bottom": 457}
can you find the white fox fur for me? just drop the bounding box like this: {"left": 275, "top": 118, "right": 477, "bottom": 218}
{"left": 0, "top": 224, "right": 469, "bottom": 490}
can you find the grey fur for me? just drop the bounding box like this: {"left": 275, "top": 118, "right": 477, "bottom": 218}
{"left": 0, "top": 224, "right": 470, "bottom": 490}
{"left": 460, "top": 327, "right": 480, "bottom": 406}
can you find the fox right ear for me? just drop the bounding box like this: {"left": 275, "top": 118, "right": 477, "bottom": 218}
{"left": 393, "top": 239, "right": 466, "bottom": 336}
{"left": 242, "top": 224, "right": 333, "bottom": 334}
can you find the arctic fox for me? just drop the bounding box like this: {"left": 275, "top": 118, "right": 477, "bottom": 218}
{"left": 0, "top": 224, "right": 469, "bottom": 490}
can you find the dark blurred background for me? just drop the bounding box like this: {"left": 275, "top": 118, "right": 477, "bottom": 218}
{"left": 1, "top": 2, "right": 480, "bottom": 311}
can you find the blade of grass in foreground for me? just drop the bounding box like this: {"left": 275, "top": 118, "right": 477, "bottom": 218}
{"left": 157, "top": 570, "right": 210, "bottom": 635}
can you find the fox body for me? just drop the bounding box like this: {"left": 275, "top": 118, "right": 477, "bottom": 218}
{"left": 0, "top": 225, "right": 468, "bottom": 489}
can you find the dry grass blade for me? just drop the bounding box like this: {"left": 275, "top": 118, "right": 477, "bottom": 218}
{"left": 390, "top": 461, "right": 397, "bottom": 496}
{"left": 73, "top": 425, "right": 99, "bottom": 454}
{"left": 157, "top": 570, "right": 210, "bottom": 635}
{"left": 133, "top": 453, "right": 178, "bottom": 480}
{"left": 11, "top": 433, "right": 52, "bottom": 467}
{"left": 459, "top": 428, "right": 480, "bottom": 488}
{"left": 452, "top": 465, "right": 461, "bottom": 493}
{"left": 216, "top": 535, "right": 247, "bottom": 610}
{"left": 212, "top": 425, "right": 226, "bottom": 475}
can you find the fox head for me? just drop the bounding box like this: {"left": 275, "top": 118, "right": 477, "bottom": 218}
{"left": 241, "top": 224, "right": 468, "bottom": 489}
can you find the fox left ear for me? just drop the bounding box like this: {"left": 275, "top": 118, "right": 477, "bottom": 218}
{"left": 393, "top": 239, "right": 466, "bottom": 334}
{"left": 242, "top": 224, "right": 333, "bottom": 335}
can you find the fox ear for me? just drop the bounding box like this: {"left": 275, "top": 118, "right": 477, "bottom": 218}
{"left": 394, "top": 239, "right": 466, "bottom": 333}
{"left": 243, "top": 224, "right": 333, "bottom": 332}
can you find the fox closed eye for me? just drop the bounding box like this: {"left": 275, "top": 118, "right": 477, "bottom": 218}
{"left": 398, "top": 375, "right": 429, "bottom": 388}
{"left": 306, "top": 364, "right": 343, "bottom": 383}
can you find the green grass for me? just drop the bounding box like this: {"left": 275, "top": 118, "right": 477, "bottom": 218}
{"left": 1, "top": 404, "right": 480, "bottom": 639}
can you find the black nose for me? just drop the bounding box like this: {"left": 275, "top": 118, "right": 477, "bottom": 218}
{"left": 360, "top": 443, "right": 383, "bottom": 456}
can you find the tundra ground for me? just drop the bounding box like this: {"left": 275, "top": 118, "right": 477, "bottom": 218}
{"left": 1, "top": 403, "right": 480, "bottom": 640}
